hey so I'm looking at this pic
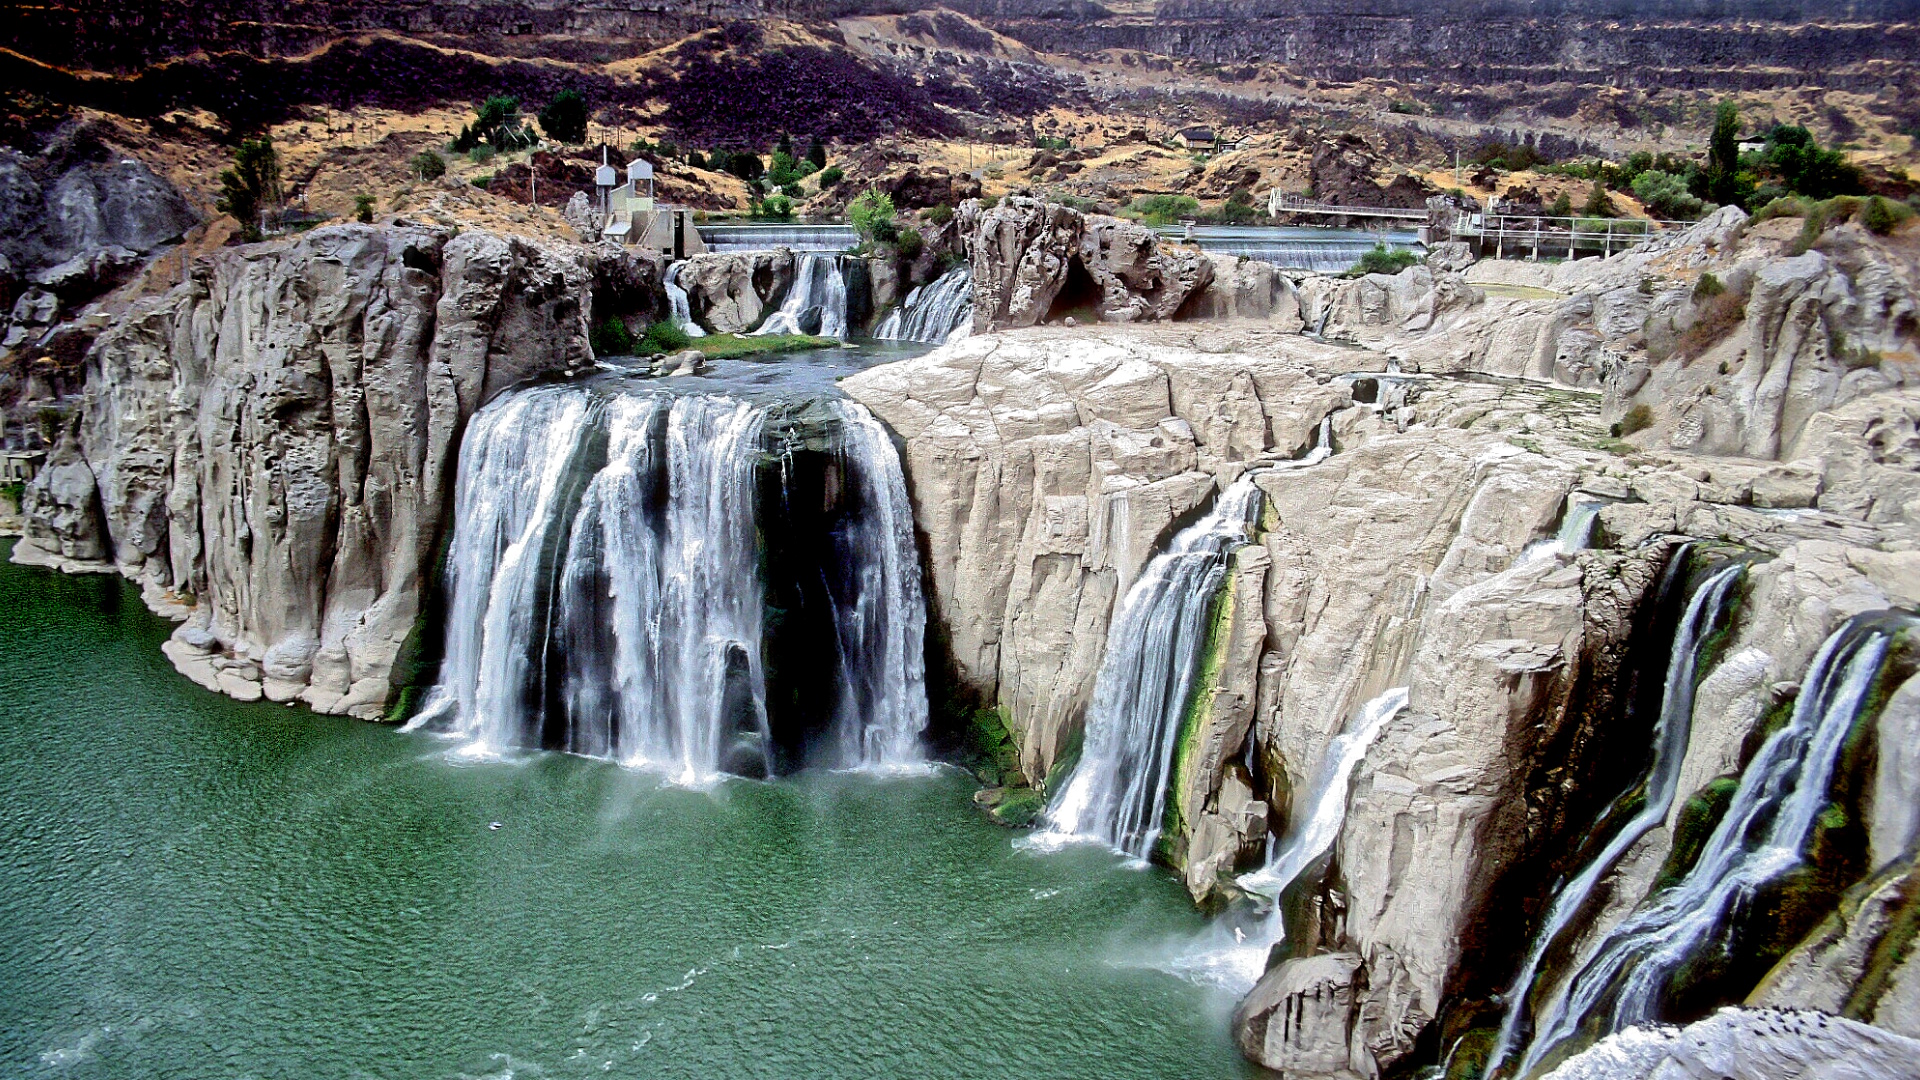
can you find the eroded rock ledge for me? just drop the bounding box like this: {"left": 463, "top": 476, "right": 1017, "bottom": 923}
{"left": 15, "top": 224, "right": 596, "bottom": 716}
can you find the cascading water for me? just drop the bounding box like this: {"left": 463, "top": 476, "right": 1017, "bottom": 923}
{"left": 874, "top": 266, "right": 973, "bottom": 345}
{"left": 820, "top": 403, "right": 929, "bottom": 769}
{"left": 406, "top": 380, "right": 928, "bottom": 783}
{"left": 1032, "top": 477, "right": 1264, "bottom": 860}
{"left": 1513, "top": 609, "right": 1918, "bottom": 1076}
{"left": 1517, "top": 494, "right": 1605, "bottom": 566}
{"left": 1483, "top": 554, "right": 1745, "bottom": 1076}
{"left": 757, "top": 253, "right": 849, "bottom": 339}
{"left": 1163, "top": 687, "right": 1410, "bottom": 993}
{"left": 1162, "top": 225, "right": 1422, "bottom": 273}
{"left": 664, "top": 262, "right": 706, "bottom": 338}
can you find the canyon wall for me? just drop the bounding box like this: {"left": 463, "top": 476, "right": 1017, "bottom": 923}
{"left": 14, "top": 224, "right": 596, "bottom": 716}
{"left": 846, "top": 207, "right": 1920, "bottom": 1073}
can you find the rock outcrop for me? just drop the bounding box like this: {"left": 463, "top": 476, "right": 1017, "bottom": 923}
{"left": 850, "top": 201, "right": 1920, "bottom": 1075}
{"left": 1539, "top": 1007, "right": 1920, "bottom": 1080}
{"left": 959, "top": 196, "right": 1213, "bottom": 332}
{"left": 676, "top": 249, "right": 796, "bottom": 333}
{"left": 14, "top": 224, "right": 593, "bottom": 716}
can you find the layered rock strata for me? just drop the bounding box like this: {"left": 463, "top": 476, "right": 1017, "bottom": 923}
{"left": 15, "top": 224, "right": 593, "bottom": 716}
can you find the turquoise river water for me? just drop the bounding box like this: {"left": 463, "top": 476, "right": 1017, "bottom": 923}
{"left": 0, "top": 542, "right": 1252, "bottom": 1079}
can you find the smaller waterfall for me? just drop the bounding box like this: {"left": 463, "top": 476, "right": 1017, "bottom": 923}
{"left": 757, "top": 253, "right": 848, "bottom": 339}
{"left": 1517, "top": 494, "right": 1605, "bottom": 566}
{"left": 1163, "top": 686, "right": 1410, "bottom": 993}
{"left": 1033, "top": 477, "right": 1264, "bottom": 860}
{"left": 874, "top": 266, "right": 973, "bottom": 344}
{"left": 1515, "top": 610, "right": 1916, "bottom": 1076}
{"left": 664, "top": 262, "right": 706, "bottom": 338}
{"left": 824, "top": 401, "right": 930, "bottom": 769}
{"left": 1484, "top": 555, "right": 1743, "bottom": 1076}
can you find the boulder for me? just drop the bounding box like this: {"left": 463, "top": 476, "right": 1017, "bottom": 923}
{"left": 677, "top": 249, "right": 796, "bottom": 333}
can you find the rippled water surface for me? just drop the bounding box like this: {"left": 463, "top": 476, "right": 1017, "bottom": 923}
{"left": 0, "top": 544, "right": 1250, "bottom": 1079}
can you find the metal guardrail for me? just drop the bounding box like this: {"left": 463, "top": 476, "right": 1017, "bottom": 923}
{"left": 1267, "top": 195, "right": 1429, "bottom": 222}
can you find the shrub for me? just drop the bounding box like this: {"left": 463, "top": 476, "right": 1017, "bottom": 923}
{"left": 1130, "top": 193, "right": 1199, "bottom": 225}
{"left": 780, "top": 182, "right": 803, "bottom": 200}
{"left": 640, "top": 320, "right": 693, "bottom": 355}
{"left": 537, "top": 90, "right": 588, "bottom": 144}
{"left": 1677, "top": 289, "right": 1748, "bottom": 358}
{"left": 408, "top": 150, "right": 446, "bottom": 181}
{"left": 1692, "top": 272, "right": 1726, "bottom": 300}
{"left": 1633, "top": 169, "right": 1707, "bottom": 219}
{"left": 687, "top": 151, "right": 707, "bottom": 170}
{"left": 894, "top": 225, "right": 924, "bottom": 261}
{"left": 923, "top": 203, "right": 954, "bottom": 227}
{"left": 768, "top": 149, "right": 802, "bottom": 187}
{"left": 215, "top": 135, "right": 282, "bottom": 242}
{"left": 1619, "top": 403, "right": 1656, "bottom": 436}
{"left": 726, "top": 152, "right": 763, "bottom": 182}
{"left": 817, "top": 165, "right": 844, "bottom": 189}
{"left": 978, "top": 194, "right": 999, "bottom": 210}
{"left": 1862, "top": 195, "right": 1910, "bottom": 236}
{"left": 849, "top": 188, "right": 898, "bottom": 243}
{"left": 354, "top": 194, "right": 375, "bottom": 223}
{"left": 590, "top": 317, "right": 637, "bottom": 357}
{"left": 751, "top": 194, "right": 794, "bottom": 220}
{"left": 468, "top": 144, "right": 496, "bottom": 166}
{"left": 806, "top": 137, "right": 827, "bottom": 171}
{"left": 1548, "top": 192, "right": 1573, "bottom": 218}
{"left": 1351, "top": 244, "right": 1418, "bottom": 276}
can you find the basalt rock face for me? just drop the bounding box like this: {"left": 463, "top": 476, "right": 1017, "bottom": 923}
{"left": 676, "top": 249, "right": 796, "bottom": 333}
{"left": 14, "top": 224, "right": 593, "bottom": 716}
{"left": 1539, "top": 1007, "right": 1920, "bottom": 1080}
{"left": 959, "top": 196, "right": 1213, "bottom": 333}
{"left": 849, "top": 205, "right": 1920, "bottom": 1072}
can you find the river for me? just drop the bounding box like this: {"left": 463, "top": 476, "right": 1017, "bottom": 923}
{"left": 0, "top": 541, "right": 1252, "bottom": 1079}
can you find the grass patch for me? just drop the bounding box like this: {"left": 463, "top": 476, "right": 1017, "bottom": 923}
{"left": 690, "top": 333, "right": 836, "bottom": 359}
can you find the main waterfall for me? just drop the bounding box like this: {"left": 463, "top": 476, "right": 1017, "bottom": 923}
{"left": 1512, "top": 609, "right": 1919, "bottom": 1075}
{"left": 406, "top": 379, "right": 927, "bottom": 783}
{"left": 757, "top": 253, "right": 849, "bottom": 339}
{"left": 1484, "top": 551, "right": 1745, "bottom": 1075}
{"left": 1033, "top": 477, "right": 1264, "bottom": 859}
{"left": 875, "top": 266, "right": 973, "bottom": 345}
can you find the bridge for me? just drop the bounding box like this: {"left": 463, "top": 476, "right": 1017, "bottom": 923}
{"left": 1266, "top": 194, "right": 1429, "bottom": 223}
{"left": 1266, "top": 190, "right": 1689, "bottom": 260}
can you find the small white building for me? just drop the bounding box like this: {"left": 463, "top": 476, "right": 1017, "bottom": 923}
{"left": 603, "top": 159, "right": 705, "bottom": 258}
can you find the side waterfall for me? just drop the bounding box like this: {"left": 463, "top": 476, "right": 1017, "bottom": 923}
{"left": 1484, "top": 554, "right": 1745, "bottom": 1076}
{"left": 820, "top": 404, "right": 929, "bottom": 769}
{"left": 874, "top": 266, "right": 973, "bottom": 344}
{"left": 1515, "top": 610, "right": 1917, "bottom": 1075}
{"left": 407, "top": 382, "right": 927, "bottom": 782}
{"left": 1034, "top": 476, "right": 1264, "bottom": 859}
{"left": 664, "top": 262, "right": 706, "bottom": 338}
{"left": 757, "top": 253, "right": 848, "bottom": 339}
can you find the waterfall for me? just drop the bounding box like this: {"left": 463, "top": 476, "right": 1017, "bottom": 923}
{"left": 1032, "top": 477, "right": 1264, "bottom": 859}
{"left": 407, "top": 381, "right": 928, "bottom": 783}
{"left": 1514, "top": 610, "right": 1917, "bottom": 1076}
{"left": 664, "top": 262, "right": 706, "bottom": 338}
{"left": 1163, "top": 225, "right": 1422, "bottom": 273}
{"left": 756, "top": 253, "right": 848, "bottom": 339}
{"left": 1517, "top": 494, "right": 1605, "bottom": 566}
{"left": 822, "top": 401, "right": 929, "bottom": 769}
{"left": 874, "top": 266, "right": 973, "bottom": 345}
{"left": 1484, "top": 555, "right": 1745, "bottom": 1076}
{"left": 1162, "top": 686, "right": 1410, "bottom": 993}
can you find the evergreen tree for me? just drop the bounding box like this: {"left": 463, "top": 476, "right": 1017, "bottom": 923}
{"left": 538, "top": 90, "right": 589, "bottom": 144}
{"left": 215, "top": 135, "right": 282, "bottom": 242}
{"left": 806, "top": 137, "right": 827, "bottom": 171}
{"left": 1708, "top": 101, "right": 1740, "bottom": 205}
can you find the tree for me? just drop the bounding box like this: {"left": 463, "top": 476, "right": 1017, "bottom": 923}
{"left": 1708, "top": 100, "right": 1740, "bottom": 205}
{"left": 1548, "top": 191, "right": 1573, "bottom": 218}
{"left": 818, "top": 165, "right": 844, "bottom": 189}
{"left": 688, "top": 151, "right": 707, "bottom": 170}
{"left": 727, "top": 152, "right": 763, "bottom": 182}
{"left": 849, "top": 188, "right": 898, "bottom": 243}
{"left": 215, "top": 135, "right": 282, "bottom": 242}
{"left": 1582, "top": 180, "right": 1617, "bottom": 218}
{"left": 769, "top": 150, "right": 801, "bottom": 187}
{"left": 777, "top": 133, "right": 795, "bottom": 159}
{"left": 806, "top": 137, "right": 827, "bottom": 171}
{"left": 1631, "top": 170, "right": 1706, "bottom": 220}
{"left": 409, "top": 150, "right": 446, "bottom": 181}
{"left": 354, "top": 194, "right": 375, "bottom": 223}
{"left": 538, "top": 90, "right": 588, "bottom": 144}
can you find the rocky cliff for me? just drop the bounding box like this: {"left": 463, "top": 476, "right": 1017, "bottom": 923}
{"left": 15, "top": 224, "right": 595, "bottom": 716}
{"left": 845, "top": 208, "right": 1920, "bottom": 1074}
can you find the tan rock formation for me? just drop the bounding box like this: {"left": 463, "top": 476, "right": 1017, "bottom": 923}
{"left": 14, "top": 224, "right": 593, "bottom": 716}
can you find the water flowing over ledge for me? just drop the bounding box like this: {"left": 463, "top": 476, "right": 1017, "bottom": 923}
{"left": 1029, "top": 477, "right": 1265, "bottom": 860}
{"left": 406, "top": 378, "right": 927, "bottom": 785}
{"left": 875, "top": 266, "right": 974, "bottom": 345}
{"left": 756, "top": 253, "right": 850, "bottom": 340}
